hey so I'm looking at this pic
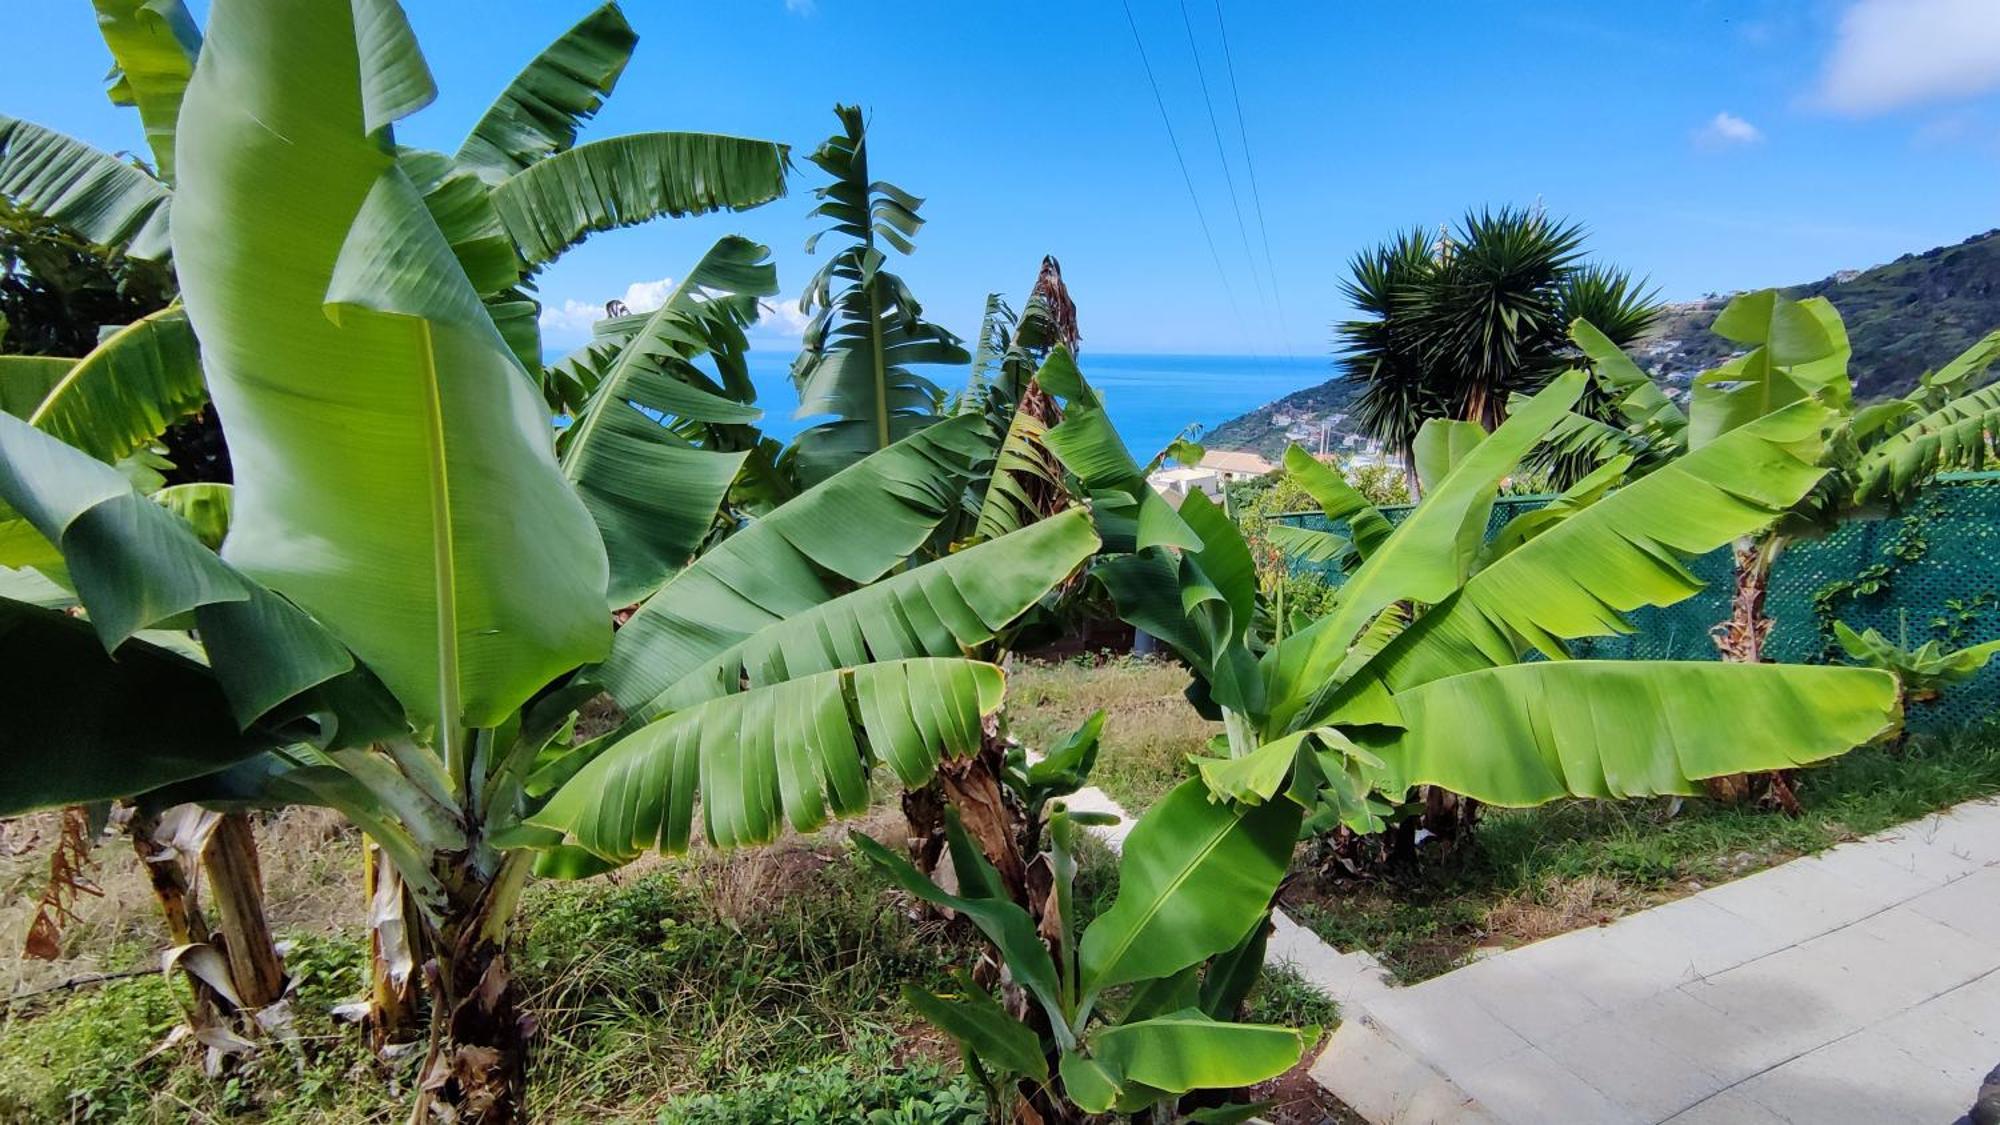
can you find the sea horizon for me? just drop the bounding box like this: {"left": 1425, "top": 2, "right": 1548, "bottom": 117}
{"left": 738, "top": 350, "right": 1335, "bottom": 461}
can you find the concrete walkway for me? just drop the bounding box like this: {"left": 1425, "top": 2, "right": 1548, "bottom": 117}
{"left": 1314, "top": 797, "right": 2000, "bottom": 1124}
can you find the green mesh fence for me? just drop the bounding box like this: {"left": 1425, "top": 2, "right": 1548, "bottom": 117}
{"left": 1276, "top": 473, "right": 2000, "bottom": 733}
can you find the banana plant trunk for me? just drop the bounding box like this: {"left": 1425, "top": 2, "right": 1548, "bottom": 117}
{"left": 128, "top": 809, "right": 229, "bottom": 1030}
{"left": 1708, "top": 536, "right": 1802, "bottom": 811}
{"left": 411, "top": 854, "right": 532, "bottom": 1125}
{"left": 201, "top": 813, "right": 287, "bottom": 1010}
{"left": 903, "top": 728, "right": 1034, "bottom": 909}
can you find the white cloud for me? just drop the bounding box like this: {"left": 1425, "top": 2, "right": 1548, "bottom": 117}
{"left": 537, "top": 277, "right": 677, "bottom": 337}
{"left": 620, "top": 278, "right": 676, "bottom": 312}
{"left": 1693, "top": 111, "right": 1764, "bottom": 149}
{"left": 1817, "top": 0, "right": 2000, "bottom": 115}
{"left": 784, "top": 0, "right": 816, "bottom": 14}
{"left": 752, "top": 299, "right": 812, "bottom": 339}
{"left": 537, "top": 298, "right": 610, "bottom": 336}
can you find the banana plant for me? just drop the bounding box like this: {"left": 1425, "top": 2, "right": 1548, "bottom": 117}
{"left": 0, "top": 5, "right": 1047, "bottom": 1121}
{"left": 1540, "top": 292, "right": 2000, "bottom": 804}
{"left": 1549, "top": 292, "right": 2000, "bottom": 668}
{"left": 1079, "top": 366, "right": 1899, "bottom": 866}
{"left": 1833, "top": 619, "right": 2000, "bottom": 711}
{"left": 857, "top": 783, "right": 1312, "bottom": 1122}
{"left": 788, "top": 105, "right": 970, "bottom": 485}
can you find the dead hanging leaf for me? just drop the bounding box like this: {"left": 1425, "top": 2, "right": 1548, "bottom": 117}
{"left": 24, "top": 805, "right": 103, "bottom": 960}
{"left": 149, "top": 804, "right": 222, "bottom": 865}
{"left": 164, "top": 942, "right": 247, "bottom": 1011}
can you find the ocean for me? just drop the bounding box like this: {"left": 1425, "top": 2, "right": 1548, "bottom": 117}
{"left": 741, "top": 351, "right": 1333, "bottom": 460}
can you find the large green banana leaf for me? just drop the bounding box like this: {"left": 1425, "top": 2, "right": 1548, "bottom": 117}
{"left": 1354, "top": 661, "right": 1899, "bottom": 805}
{"left": 1571, "top": 317, "right": 1686, "bottom": 440}
{"left": 1852, "top": 378, "right": 2000, "bottom": 504}
{"left": 0, "top": 413, "right": 395, "bottom": 732}
{"left": 1263, "top": 372, "right": 1584, "bottom": 729}
{"left": 1077, "top": 779, "right": 1299, "bottom": 1002}
{"left": 1281, "top": 444, "right": 1390, "bottom": 557}
{"left": 0, "top": 357, "right": 73, "bottom": 418}
{"left": 0, "top": 114, "right": 171, "bottom": 257}
{"left": 1177, "top": 491, "right": 1256, "bottom": 646}
{"left": 398, "top": 149, "right": 524, "bottom": 297}
{"left": 561, "top": 235, "right": 774, "bottom": 605}
{"left": 154, "top": 481, "right": 232, "bottom": 550}
{"left": 454, "top": 2, "right": 637, "bottom": 183}
{"left": 1413, "top": 418, "right": 1486, "bottom": 494}
{"left": 1093, "top": 549, "right": 1214, "bottom": 677}
{"left": 26, "top": 306, "right": 206, "bottom": 465}
{"left": 971, "top": 403, "right": 1064, "bottom": 543}
{"left": 959, "top": 293, "right": 1018, "bottom": 416}
{"left": 1038, "top": 347, "right": 1198, "bottom": 553}
{"left": 1482, "top": 453, "right": 1630, "bottom": 562}
{"left": 1090, "top": 1012, "right": 1309, "bottom": 1101}
{"left": 1335, "top": 402, "right": 1832, "bottom": 708}
{"left": 491, "top": 132, "right": 789, "bottom": 268}
{"left": 91, "top": 0, "right": 202, "bottom": 184}
{"left": 853, "top": 818, "right": 1067, "bottom": 1037}
{"left": 650, "top": 508, "right": 1097, "bottom": 713}
{"left": 173, "top": 0, "right": 609, "bottom": 730}
{"left": 532, "top": 657, "right": 1002, "bottom": 856}
{"left": 595, "top": 413, "right": 992, "bottom": 717}
{"left": 1688, "top": 294, "right": 1847, "bottom": 449}
{"left": 1266, "top": 523, "right": 1353, "bottom": 568}
{"left": 901, "top": 984, "right": 1050, "bottom": 1082}
{"left": 0, "top": 598, "right": 280, "bottom": 815}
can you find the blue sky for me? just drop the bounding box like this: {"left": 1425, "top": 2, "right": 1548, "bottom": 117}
{"left": 9, "top": 0, "right": 2000, "bottom": 358}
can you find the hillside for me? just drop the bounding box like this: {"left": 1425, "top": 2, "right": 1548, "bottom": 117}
{"left": 1206, "top": 228, "right": 2000, "bottom": 455}
{"left": 1199, "top": 374, "right": 1360, "bottom": 461}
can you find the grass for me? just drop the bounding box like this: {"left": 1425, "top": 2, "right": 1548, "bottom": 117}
{"left": 515, "top": 839, "right": 976, "bottom": 1121}
{"left": 1007, "top": 654, "right": 1216, "bottom": 814}
{"left": 1286, "top": 723, "right": 2000, "bottom": 981}
{"left": 0, "top": 798, "right": 1335, "bottom": 1123}
{"left": 0, "top": 660, "right": 1345, "bottom": 1123}
{"left": 0, "top": 810, "right": 986, "bottom": 1123}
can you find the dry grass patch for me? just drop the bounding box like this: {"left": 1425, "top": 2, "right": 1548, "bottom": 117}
{"left": 1006, "top": 654, "right": 1218, "bottom": 813}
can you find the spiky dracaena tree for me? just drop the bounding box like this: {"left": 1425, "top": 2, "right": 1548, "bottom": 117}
{"left": 1336, "top": 209, "right": 1658, "bottom": 492}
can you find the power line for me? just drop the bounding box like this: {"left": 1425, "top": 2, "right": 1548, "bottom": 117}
{"left": 1212, "top": 0, "right": 1295, "bottom": 361}
{"left": 1119, "top": 0, "right": 1251, "bottom": 352}
{"left": 1176, "top": 0, "right": 1273, "bottom": 352}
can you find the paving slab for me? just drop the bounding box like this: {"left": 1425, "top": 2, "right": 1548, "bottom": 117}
{"left": 1315, "top": 797, "right": 2000, "bottom": 1124}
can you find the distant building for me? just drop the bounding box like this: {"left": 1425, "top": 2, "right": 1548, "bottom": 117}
{"left": 1197, "top": 450, "right": 1275, "bottom": 482}
{"left": 1147, "top": 466, "right": 1224, "bottom": 505}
